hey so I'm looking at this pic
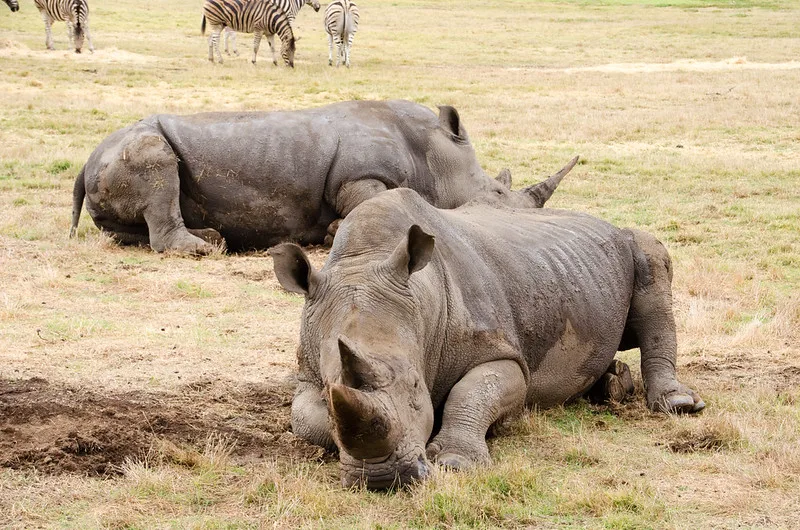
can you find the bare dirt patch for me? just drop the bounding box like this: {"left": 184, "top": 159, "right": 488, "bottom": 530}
{"left": 0, "top": 42, "right": 159, "bottom": 64}
{"left": 0, "top": 377, "right": 328, "bottom": 476}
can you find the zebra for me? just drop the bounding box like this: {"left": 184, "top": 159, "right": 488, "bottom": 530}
{"left": 273, "top": 0, "right": 320, "bottom": 27}
{"left": 4, "top": 0, "right": 19, "bottom": 13}
{"left": 324, "top": 0, "right": 359, "bottom": 68}
{"left": 202, "top": 0, "right": 296, "bottom": 67}
{"left": 223, "top": 0, "right": 319, "bottom": 56}
{"left": 33, "top": 0, "right": 94, "bottom": 54}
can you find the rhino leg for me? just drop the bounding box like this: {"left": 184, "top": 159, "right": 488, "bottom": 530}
{"left": 426, "top": 360, "right": 526, "bottom": 470}
{"left": 624, "top": 229, "right": 705, "bottom": 414}
{"left": 586, "top": 359, "right": 635, "bottom": 404}
{"left": 323, "top": 179, "right": 391, "bottom": 246}
{"left": 291, "top": 382, "right": 336, "bottom": 451}
{"left": 188, "top": 228, "right": 225, "bottom": 249}
{"left": 88, "top": 131, "right": 214, "bottom": 255}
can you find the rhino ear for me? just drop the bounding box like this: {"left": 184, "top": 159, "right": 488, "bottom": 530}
{"left": 270, "top": 243, "right": 319, "bottom": 296}
{"left": 338, "top": 336, "right": 393, "bottom": 389}
{"left": 495, "top": 168, "right": 512, "bottom": 189}
{"left": 437, "top": 105, "right": 468, "bottom": 141}
{"left": 383, "top": 224, "right": 435, "bottom": 280}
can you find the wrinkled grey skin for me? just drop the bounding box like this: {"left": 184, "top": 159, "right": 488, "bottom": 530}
{"left": 272, "top": 188, "right": 705, "bottom": 489}
{"left": 70, "top": 100, "right": 570, "bottom": 253}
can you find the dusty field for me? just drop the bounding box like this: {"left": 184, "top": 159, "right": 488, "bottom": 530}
{"left": 1, "top": 0, "right": 799, "bottom": 528}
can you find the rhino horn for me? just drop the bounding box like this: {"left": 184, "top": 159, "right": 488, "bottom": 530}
{"left": 328, "top": 383, "right": 400, "bottom": 459}
{"left": 382, "top": 224, "right": 435, "bottom": 279}
{"left": 523, "top": 155, "right": 580, "bottom": 207}
{"left": 338, "top": 336, "right": 393, "bottom": 389}
{"left": 495, "top": 168, "right": 512, "bottom": 189}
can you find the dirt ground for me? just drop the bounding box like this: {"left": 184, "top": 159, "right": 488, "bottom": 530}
{"left": 0, "top": 376, "right": 329, "bottom": 476}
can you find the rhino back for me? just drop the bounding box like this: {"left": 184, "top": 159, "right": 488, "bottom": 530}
{"left": 322, "top": 100, "right": 439, "bottom": 204}
{"left": 154, "top": 111, "right": 339, "bottom": 248}
{"left": 337, "top": 190, "right": 636, "bottom": 408}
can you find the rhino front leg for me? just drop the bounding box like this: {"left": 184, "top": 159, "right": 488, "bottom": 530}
{"left": 426, "top": 360, "right": 526, "bottom": 470}
{"left": 291, "top": 382, "right": 336, "bottom": 451}
{"left": 324, "top": 179, "right": 390, "bottom": 246}
{"left": 625, "top": 230, "right": 705, "bottom": 414}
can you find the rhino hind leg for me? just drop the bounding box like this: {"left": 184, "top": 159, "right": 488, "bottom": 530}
{"left": 624, "top": 230, "right": 705, "bottom": 414}
{"left": 87, "top": 131, "right": 214, "bottom": 255}
{"left": 586, "top": 359, "right": 635, "bottom": 404}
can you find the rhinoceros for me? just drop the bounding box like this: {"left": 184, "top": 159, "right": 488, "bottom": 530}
{"left": 70, "top": 99, "right": 573, "bottom": 253}
{"left": 271, "top": 188, "right": 705, "bottom": 489}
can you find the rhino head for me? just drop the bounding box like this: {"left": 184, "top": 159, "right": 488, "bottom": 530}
{"left": 480, "top": 155, "right": 580, "bottom": 208}
{"left": 272, "top": 225, "right": 438, "bottom": 489}
{"left": 418, "top": 104, "right": 576, "bottom": 210}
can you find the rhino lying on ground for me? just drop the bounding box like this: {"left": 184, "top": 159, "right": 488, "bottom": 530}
{"left": 70, "top": 99, "right": 574, "bottom": 253}
{"left": 272, "top": 188, "right": 705, "bottom": 489}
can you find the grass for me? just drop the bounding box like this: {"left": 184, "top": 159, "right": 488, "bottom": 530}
{"left": 1, "top": 0, "right": 799, "bottom": 527}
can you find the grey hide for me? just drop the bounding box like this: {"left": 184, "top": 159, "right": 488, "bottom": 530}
{"left": 70, "top": 99, "right": 574, "bottom": 253}
{"left": 272, "top": 188, "right": 705, "bottom": 489}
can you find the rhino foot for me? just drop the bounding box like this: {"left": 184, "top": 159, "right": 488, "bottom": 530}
{"left": 426, "top": 435, "right": 490, "bottom": 471}
{"left": 156, "top": 231, "right": 216, "bottom": 256}
{"left": 324, "top": 218, "right": 343, "bottom": 247}
{"left": 648, "top": 382, "right": 705, "bottom": 414}
{"left": 587, "top": 359, "right": 635, "bottom": 404}
{"left": 188, "top": 228, "right": 226, "bottom": 249}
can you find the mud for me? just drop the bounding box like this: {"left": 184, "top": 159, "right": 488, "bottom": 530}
{"left": 0, "top": 377, "right": 330, "bottom": 476}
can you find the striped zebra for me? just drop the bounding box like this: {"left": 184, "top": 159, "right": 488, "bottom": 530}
{"left": 202, "top": 0, "right": 296, "bottom": 67}
{"left": 33, "top": 0, "right": 94, "bottom": 54}
{"left": 274, "top": 0, "right": 320, "bottom": 27}
{"left": 324, "top": 0, "right": 359, "bottom": 68}
{"left": 4, "top": 0, "right": 19, "bottom": 13}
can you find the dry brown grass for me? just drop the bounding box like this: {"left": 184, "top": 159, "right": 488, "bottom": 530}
{"left": 1, "top": 0, "right": 799, "bottom": 527}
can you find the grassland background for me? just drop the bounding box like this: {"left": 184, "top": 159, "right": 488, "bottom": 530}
{"left": 1, "top": 0, "right": 799, "bottom": 528}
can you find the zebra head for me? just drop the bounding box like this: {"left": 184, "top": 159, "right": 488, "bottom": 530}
{"left": 281, "top": 35, "right": 296, "bottom": 68}
{"left": 306, "top": 0, "right": 320, "bottom": 12}
{"left": 4, "top": 0, "right": 19, "bottom": 12}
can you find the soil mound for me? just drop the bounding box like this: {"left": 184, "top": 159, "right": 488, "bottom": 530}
{"left": 0, "top": 377, "right": 328, "bottom": 476}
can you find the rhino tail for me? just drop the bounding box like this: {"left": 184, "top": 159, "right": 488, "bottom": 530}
{"left": 524, "top": 155, "right": 580, "bottom": 207}
{"left": 70, "top": 166, "right": 86, "bottom": 239}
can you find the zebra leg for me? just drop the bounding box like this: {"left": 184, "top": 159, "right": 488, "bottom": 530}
{"left": 252, "top": 31, "right": 263, "bottom": 65}
{"left": 333, "top": 35, "right": 344, "bottom": 67}
{"left": 327, "top": 33, "right": 333, "bottom": 66}
{"left": 345, "top": 35, "right": 353, "bottom": 67}
{"left": 266, "top": 34, "right": 278, "bottom": 66}
{"left": 40, "top": 12, "right": 55, "bottom": 50}
{"left": 65, "top": 20, "right": 75, "bottom": 50}
{"left": 82, "top": 18, "right": 95, "bottom": 53}
{"left": 210, "top": 26, "right": 224, "bottom": 64}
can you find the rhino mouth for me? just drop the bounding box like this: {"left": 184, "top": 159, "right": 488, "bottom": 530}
{"left": 340, "top": 445, "right": 430, "bottom": 489}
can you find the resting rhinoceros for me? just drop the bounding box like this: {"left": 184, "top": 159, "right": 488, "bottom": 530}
{"left": 271, "top": 188, "right": 705, "bottom": 489}
{"left": 70, "top": 99, "right": 574, "bottom": 253}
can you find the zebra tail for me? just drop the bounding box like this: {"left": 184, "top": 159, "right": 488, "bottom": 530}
{"left": 201, "top": 15, "right": 207, "bottom": 35}
{"left": 70, "top": 166, "right": 86, "bottom": 238}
